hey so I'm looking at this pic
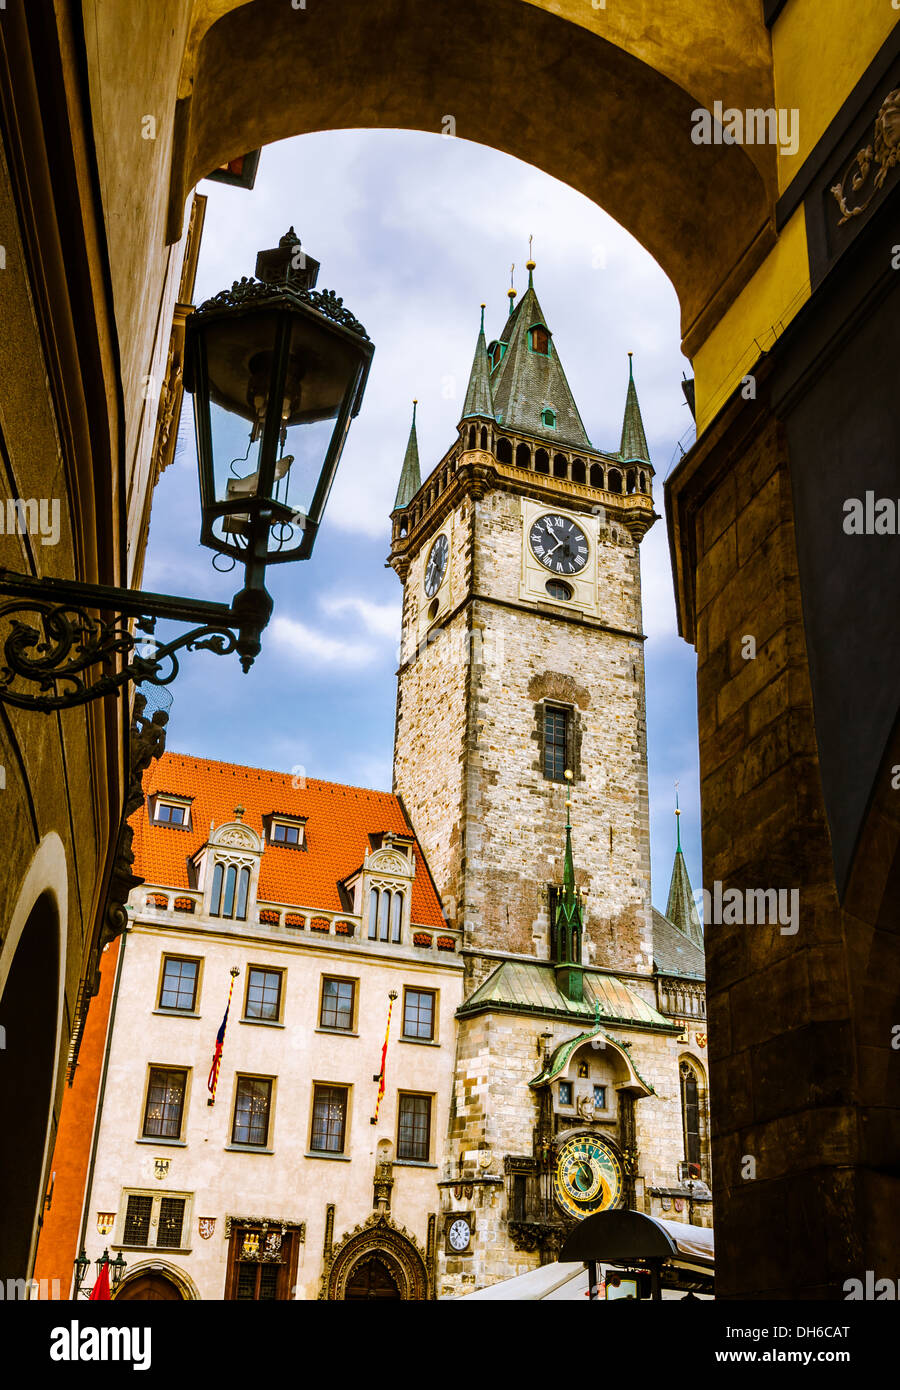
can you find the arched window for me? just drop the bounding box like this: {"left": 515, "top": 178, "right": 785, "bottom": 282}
{"left": 210, "top": 862, "right": 224, "bottom": 916}
{"left": 467, "top": 425, "right": 476, "bottom": 448}
{"left": 369, "top": 888, "right": 379, "bottom": 940}
{"left": 378, "top": 890, "right": 391, "bottom": 942}
{"left": 222, "top": 865, "right": 237, "bottom": 919}
{"left": 571, "top": 458, "right": 586, "bottom": 483}
{"left": 553, "top": 453, "right": 568, "bottom": 478}
{"left": 626, "top": 469, "right": 636, "bottom": 494}
{"left": 235, "top": 867, "right": 250, "bottom": 921}
{"left": 608, "top": 468, "right": 622, "bottom": 494}
{"left": 496, "top": 437, "right": 513, "bottom": 465}
{"left": 515, "top": 442, "right": 531, "bottom": 470}
{"left": 391, "top": 892, "right": 403, "bottom": 943}
{"left": 480, "top": 426, "right": 488, "bottom": 449}
{"left": 589, "top": 463, "right": 604, "bottom": 488}
{"left": 529, "top": 325, "right": 550, "bottom": 355}
{"left": 535, "top": 448, "right": 550, "bottom": 474}
{"left": 541, "top": 408, "right": 557, "bottom": 429}
{"left": 680, "top": 1060, "right": 701, "bottom": 1167}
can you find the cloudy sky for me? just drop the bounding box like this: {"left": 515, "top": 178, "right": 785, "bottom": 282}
{"left": 145, "top": 129, "right": 701, "bottom": 913}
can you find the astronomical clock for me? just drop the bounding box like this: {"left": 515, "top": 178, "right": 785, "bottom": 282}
{"left": 553, "top": 1134, "right": 623, "bottom": 1219}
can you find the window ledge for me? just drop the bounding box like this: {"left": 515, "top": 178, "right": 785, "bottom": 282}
{"left": 152, "top": 1009, "right": 201, "bottom": 1020}
{"left": 394, "top": 1159, "right": 438, "bottom": 1169}
{"left": 136, "top": 1137, "right": 187, "bottom": 1147}
{"left": 305, "top": 1151, "right": 351, "bottom": 1162}
{"left": 399, "top": 1036, "right": 439, "bottom": 1047}
{"left": 111, "top": 1244, "right": 192, "bottom": 1255}
{"left": 239, "top": 1018, "right": 285, "bottom": 1028}
{"left": 315, "top": 1027, "right": 359, "bottom": 1037}
{"left": 225, "top": 1144, "right": 275, "bottom": 1154}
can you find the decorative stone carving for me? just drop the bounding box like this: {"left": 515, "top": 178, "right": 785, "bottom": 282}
{"left": 319, "top": 1212, "right": 430, "bottom": 1301}
{"left": 831, "top": 88, "right": 900, "bottom": 224}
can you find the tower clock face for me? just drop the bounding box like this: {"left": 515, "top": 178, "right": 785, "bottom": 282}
{"left": 447, "top": 1218, "right": 471, "bottom": 1252}
{"left": 529, "top": 514, "right": 589, "bottom": 575}
{"left": 424, "top": 533, "right": 449, "bottom": 597}
{"left": 554, "top": 1135, "right": 622, "bottom": 1219}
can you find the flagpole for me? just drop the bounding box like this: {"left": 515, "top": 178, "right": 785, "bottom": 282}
{"left": 208, "top": 966, "right": 240, "bottom": 1106}
{"left": 371, "top": 990, "right": 398, "bottom": 1125}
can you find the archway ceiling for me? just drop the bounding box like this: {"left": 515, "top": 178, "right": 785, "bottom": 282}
{"left": 173, "top": 0, "right": 777, "bottom": 351}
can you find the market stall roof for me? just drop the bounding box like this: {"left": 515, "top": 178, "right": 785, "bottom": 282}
{"left": 560, "top": 1210, "right": 714, "bottom": 1268}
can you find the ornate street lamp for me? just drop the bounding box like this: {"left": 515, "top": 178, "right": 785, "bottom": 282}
{"left": 0, "top": 229, "right": 373, "bottom": 711}
{"left": 72, "top": 1248, "right": 90, "bottom": 1297}
{"left": 109, "top": 1250, "right": 127, "bottom": 1291}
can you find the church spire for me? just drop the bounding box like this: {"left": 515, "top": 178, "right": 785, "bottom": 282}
{"left": 619, "top": 352, "right": 651, "bottom": 464}
{"left": 553, "top": 770, "right": 584, "bottom": 1001}
{"left": 665, "top": 787, "right": 703, "bottom": 949}
{"left": 488, "top": 261, "right": 592, "bottom": 449}
{"left": 460, "top": 305, "right": 495, "bottom": 421}
{"left": 392, "top": 401, "right": 421, "bottom": 511}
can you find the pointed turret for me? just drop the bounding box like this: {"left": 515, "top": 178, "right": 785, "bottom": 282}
{"left": 487, "top": 259, "right": 592, "bottom": 449}
{"left": 552, "top": 770, "right": 584, "bottom": 1001}
{"left": 392, "top": 401, "right": 421, "bottom": 511}
{"left": 619, "top": 352, "right": 651, "bottom": 464}
{"left": 460, "top": 305, "right": 495, "bottom": 421}
{"left": 665, "top": 792, "right": 703, "bottom": 949}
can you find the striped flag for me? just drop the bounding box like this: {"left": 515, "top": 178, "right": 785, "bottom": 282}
{"left": 208, "top": 967, "right": 240, "bottom": 1105}
{"left": 371, "top": 990, "right": 398, "bottom": 1125}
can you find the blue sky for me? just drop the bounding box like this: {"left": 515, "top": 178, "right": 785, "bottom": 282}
{"left": 145, "top": 129, "right": 701, "bottom": 914}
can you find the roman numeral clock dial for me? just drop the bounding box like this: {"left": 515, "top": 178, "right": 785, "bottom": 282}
{"left": 529, "top": 514, "right": 589, "bottom": 575}
{"left": 424, "top": 533, "right": 449, "bottom": 597}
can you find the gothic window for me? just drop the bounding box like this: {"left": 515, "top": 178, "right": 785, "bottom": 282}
{"left": 397, "top": 1093, "right": 432, "bottom": 1162}
{"left": 231, "top": 1075, "right": 273, "bottom": 1148}
{"left": 542, "top": 408, "right": 558, "bottom": 429}
{"left": 496, "top": 436, "right": 513, "bottom": 465}
{"left": 320, "top": 977, "right": 356, "bottom": 1031}
{"left": 142, "top": 1067, "right": 187, "bottom": 1139}
{"left": 468, "top": 425, "right": 476, "bottom": 447}
{"left": 626, "top": 469, "right": 636, "bottom": 494}
{"left": 680, "top": 1060, "right": 701, "bottom": 1167}
{"left": 368, "top": 887, "right": 404, "bottom": 942}
{"left": 158, "top": 956, "right": 200, "bottom": 1012}
{"left": 529, "top": 325, "right": 550, "bottom": 355}
{"left": 480, "top": 426, "right": 488, "bottom": 449}
{"left": 542, "top": 705, "right": 570, "bottom": 782}
{"left": 311, "top": 1084, "right": 347, "bottom": 1153}
{"left": 210, "top": 861, "right": 251, "bottom": 920}
{"left": 402, "top": 987, "right": 435, "bottom": 1041}
{"left": 244, "top": 967, "right": 283, "bottom": 1023}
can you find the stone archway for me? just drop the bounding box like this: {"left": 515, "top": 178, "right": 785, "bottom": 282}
{"left": 114, "top": 1259, "right": 200, "bottom": 1302}
{"left": 323, "top": 1213, "right": 430, "bottom": 1302}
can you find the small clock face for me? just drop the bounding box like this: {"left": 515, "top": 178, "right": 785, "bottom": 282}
{"left": 529, "top": 514, "right": 589, "bottom": 575}
{"left": 448, "top": 1218, "right": 471, "bottom": 1252}
{"left": 554, "top": 1135, "right": 622, "bottom": 1219}
{"left": 424, "top": 533, "right": 449, "bottom": 597}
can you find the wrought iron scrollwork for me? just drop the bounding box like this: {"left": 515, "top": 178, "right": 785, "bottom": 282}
{"left": 0, "top": 596, "right": 239, "bottom": 712}
{"left": 195, "top": 275, "right": 370, "bottom": 339}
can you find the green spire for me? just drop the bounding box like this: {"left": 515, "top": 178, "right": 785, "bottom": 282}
{"left": 665, "top": 793, "right": 703, "bottom": 949}
{"left": 489, "top": 268, "right": 592, "bottom": 449}
{"left": 553, "top": 771, "right": 584, "bottom": 1001}
{"left": 460, "top": 305, "right": 495, "bottom": 421}
{"left": 619, "top": 352, "right": 651, "bottom": 464}
{"left": 392, "top": 401, "right": 421, "bottom": 511}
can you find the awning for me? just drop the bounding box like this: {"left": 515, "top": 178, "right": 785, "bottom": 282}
{"left": 560, "top": 1209, "right": 714, "bottom": 1270}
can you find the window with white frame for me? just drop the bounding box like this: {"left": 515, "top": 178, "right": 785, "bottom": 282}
{"left": 367, "top": 886, "right": 404, "bottom": 942}
{"left": 154, "top": 796, "right": 192, "bottom": 828}
{"left": 120, "top": 1190, "right": 193, "bottom": 1250}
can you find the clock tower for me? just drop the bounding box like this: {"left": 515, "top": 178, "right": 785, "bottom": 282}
{"left": 388, "top": 262, "right": 657, "bottom": 985}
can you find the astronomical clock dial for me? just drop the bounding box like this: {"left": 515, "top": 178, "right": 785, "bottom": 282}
{"left": 424, "top": 533, "right": 449, "bottom": 597}
{"left": 529, "top": 514, "right": 589, "bottom": 575}
{"left": 554, "top": 1135, "right": 623, "bottom": 1219}
{"left": 447, "top": 1217, "right": 471, "bottom": 1252}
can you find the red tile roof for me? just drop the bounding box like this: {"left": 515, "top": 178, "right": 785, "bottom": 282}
{"left": 133, "top": 751, "right": 445, "bottom": 928}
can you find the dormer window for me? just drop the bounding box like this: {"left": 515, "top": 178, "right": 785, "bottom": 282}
{"left": 270, "top": 817, "right": 305, "bottom": 847}
{"left": 487, "top": 340, "right": 506, "bottom": 372}
{"left": 210, "top": 862, "right": 250, "bottom": 920}
{"left": 529, "top": 325, "right": 551, "bottom": 356}
{"left": 153, "top": 796, "right": 192, "bottom": 829}
{"left": 541, "top": 407, "right": 557, "bottom": 429}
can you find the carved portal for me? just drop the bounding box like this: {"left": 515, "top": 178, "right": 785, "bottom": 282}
{"left": 320, "top": 1212, "right": 430, "bottom": 1301}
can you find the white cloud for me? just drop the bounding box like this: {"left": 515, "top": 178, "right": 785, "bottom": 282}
{"left": 270, "top": 614, "right": 378, "bottom": 669}
{"left": 318, "top": 593, "right": 401, "bottom": 640}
